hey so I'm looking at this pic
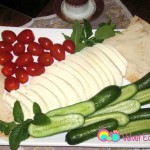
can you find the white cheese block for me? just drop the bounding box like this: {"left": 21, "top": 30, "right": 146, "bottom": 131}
{"left": 62, "top": 59, "right": 99, "bottom": 99}
{"left": 81, "top": 47, "right": 114, "bottom": 85}
{"left": 9, "top": 91, "right": 33, "bottom": 119}
{"left": 30, "top": 76, "right": 67, "bottom": 107}
{"left": 18, "top": 86, "right": 49, "bottom": 113}
{"left": 45, "top": 64, "right": 85, "bottom": 101}
{"left": 94, "top": 44, "right": 126, "bottom": 76}
{"left": 42, "top": 73, "right": 80, "bottom": 105}
{"left": 87, "top": 47, "right": 123, "bottom": 86}
{"left": 26, "top": 84, "right": 61, "bottom": 111}
{"left": 56, "top": 61, "right": 91, "bottom": 100}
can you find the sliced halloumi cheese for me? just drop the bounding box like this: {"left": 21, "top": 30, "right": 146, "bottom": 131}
{"left": 62, "top": 59, "right": 99, "bottom": 99}
{"left": 104, "top": 44, "right": 127, "bottom": 67}
{"left": 87, "top": 47, "right": 123, "bottom": 86}
{"left": 45, "top": 64, "right": 85, "bottom": 101}
{"left": 94, "top": 44, "right": 126, "bottom": 76}
{"left": 82, "top": 49, "right": 115, "bottom": 85}
{"left": 80, "top": 48, "right": 111, "bottom": 87}
{"left": 30, "top": 76, "right": 67, "bottom": 107}
{"left": 56, "top": 61, "right": 91, "bottom": 100}
{"left": 42, "top": 73, "right": 80, "bottom": 105}
{"left": 9, "top": 91, "right": 33, "bottom": 119}
{"left": 18, "top": 86, "right": 49, "bottom": 113}
{"left": 26, "top": 84, "right": 61, "bottom": 111}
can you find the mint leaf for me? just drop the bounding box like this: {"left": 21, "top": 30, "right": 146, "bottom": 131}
{"left": 95, "top": 24, "right": 115, "bottom": 41}
{"left": 33, "top": 113, "right": 50, "bottom": 125}
{"left": 0, "top": 120, "right": 8, "bottom": 132}
{"left": 83, "top": 19, "right": 92, "bottom": 39}
{"left": 33, "top": 102, "right": 42, "bottom": 115}
{"left": 4, "top": 121, "right": 17, "bottom": 135}
{"left": 71, "top": 20, "right": 82, "bottom": 47}
{"left": 13, "top": 101, "right": 24, "bottom": 124}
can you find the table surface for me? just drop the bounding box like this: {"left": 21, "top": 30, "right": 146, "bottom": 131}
{"left": 1, "top": 0, "right": 144, "bottom": 150}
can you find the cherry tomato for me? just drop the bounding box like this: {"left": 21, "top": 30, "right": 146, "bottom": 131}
{"left": 15, "top": 52, "right": 33, "bottom": 67}
{"left": 38, "top": 37, "right": 53, "bottom": 50}
{"left": 38, "top": 52, "right": 54, "bottom": 66}
{"left": 63, "top": 39, "right": 75, "bottom": 54}
{"left": 13, "top": 42, "right": 25, "bottom": 56}
{"left": 1, "top": 62, "right": 16, "bottom": 77}
{"left": 0, "top": 41, "right": 13, "bottom": 53}
{"left": 1, "top": 30, "right": 17, "bottom": 44}
{"left": 27, "top": 62, "right": 45, "bottom": 76}
{"left": 5, "top": 76, "right": 20, "bottom": 92}
{"left": 16, "top": 68, "right": 29, "bottom": 84}
{"left": 17, "top": 29, "right": 34, "bottom": 44}
{"left": 27, "top": 42, "right": 44, "bottom": 56}
{"left": 51, "top": 44, "right": 65, "bottom": 61}
{"left": 0, "top": 52, "right": 13, "bottom": 66}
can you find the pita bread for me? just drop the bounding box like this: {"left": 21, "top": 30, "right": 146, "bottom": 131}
{"left": 104, "top": 16, "right": 150, "bottom": 82}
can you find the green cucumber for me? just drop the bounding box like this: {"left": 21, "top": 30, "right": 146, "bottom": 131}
{"left": 66, "top": 119, "right": 118, "bottom": 145}
{"left": 130, "top": 88, "right": 150, "bottom": 105}
{"left": 91, "top": 85, "right": 121, "bottom": 110}
{"left": 46, "top": 101, "right": 95, "bottom": 117}
{"left": 134, "top": 72, "right": 150, "bottom": 90}
{"left": 90, "top": 100, "right": 141, "bottom": 117}
{"left": 84, "top": 112, "right": 129, "bottom": 127}
{"left": 28, "top": 114, "right": 84, "bottom": 138}
{"left": 108, "top": 84, "right": 138, "bottom": 106}
{"left": 128, "top": 108, "right": 150, "bottom": 121}
{"left": 118, "top": 119, "right": 150, "bottom": 136}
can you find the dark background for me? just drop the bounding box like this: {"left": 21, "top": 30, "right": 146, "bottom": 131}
{"left": 0, "top": 0, "right": 150, "bottom": 23}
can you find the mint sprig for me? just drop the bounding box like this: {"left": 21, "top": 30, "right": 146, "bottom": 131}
{"left": 0, "top": 101, "right": 50, "bottom": 150}
{"left": 63, "top": 18, "right": 119, "bottom": 52}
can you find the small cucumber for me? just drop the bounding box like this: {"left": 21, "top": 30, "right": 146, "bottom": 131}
{"left": 134, "top": 72, "right": 150, "bottom": 91}
{"left": 109, "top": 84, "right": 138, "bottom": 106}
{"left": 130, "top": 88, "right": 150, "bottom": 105}
{"left": 118, "top": 119, "right": 150, "bottom": 136}
{"left": 90, "top": 100, "right": 141, "bottom": 117}
{"left": 46, "top": 101, "right": 95, "bottom": 117}
{"left": 128, "top": 108, "right": 150, "bottom": 121}
{"left": 28, "top": 114, "right": 84, "bottom": 138}
{"left": 66, "top": 119, "right": 118, "bottom": 145}
{"left": 91, "top": 85, "right": 121, "bottom": 110}
{"left": 84, "top": 112, "right": 129, "bottom": 127}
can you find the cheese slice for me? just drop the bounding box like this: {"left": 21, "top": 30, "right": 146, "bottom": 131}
{"left": 82, "top": 49, "right": 115, "bottom": 85}
{"left": 45, "top": 64, "right": 85, "bottom": 101}
{"left": 63, "top": 59, "right": 99, "bottom": 99}
{"left": 30, "top": 76, "right": 67, "bottom": 107}
{"left": 42, "top": 73, "right": 80, "bottom": 105}
{"left": 26, "top": 84, "right": 61, "bottom": 111}
{"left": 94, "top": 44, "right": 126, "bottom": 76}
{"left": 9, "top": 91, "right": 33, "bottom": 119}
{"left": 55, "top": 61, "right": 90, "bottom": 100}
{"left": 18, "top": 86, "right": 49, "bottom": 113}
{"left": 87, "top": 47, "right": 123, "bottom": 86}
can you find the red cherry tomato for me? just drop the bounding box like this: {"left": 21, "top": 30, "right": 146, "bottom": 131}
{"left": 27, "top": 62, "right": 45, "bottom": 76}
{"left": 15, "top": 52, "right": 33, "bottom": 67}
{"left": 1, "top": 62, "right": 16, "bottom": 77}
{"left": 0, "top": 41, "right": 13, "bottom": 53}
{"left": 13, "top": 42, "right": 25, "bottom": 56}
{"left": 1, "top": 30, "right": 17, "bottom": 44}
{"left": 5, "top": 76, "right": 20, "bottom": 92}
{"left": 38, "top": 52, "right": 54, "bottom": 66}
{"left": 63, "top": 39, "right": 75, "bottom": 54}
{"left": 51, "top": 44, "right": 65, "bottom": 61}
{"left": 16, "top": 68, "right": 29, "bottom": 84}
{"left": 38, "top": 37, "right": 53, "bottom": 50}
{"left": 27, "top": 42, "right": 44, "bottom": 56}
{"left": 17, "top": 29, "right": 34, "bottom": 44}
{"left": 0, "top": 52, "right": 13, "bottom": 66}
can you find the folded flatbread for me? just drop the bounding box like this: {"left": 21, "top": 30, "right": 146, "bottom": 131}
{"left": 104, "top": 16, "right": 150, "bottom": 82}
